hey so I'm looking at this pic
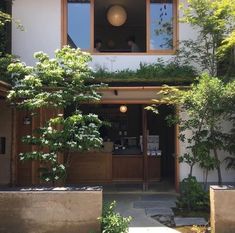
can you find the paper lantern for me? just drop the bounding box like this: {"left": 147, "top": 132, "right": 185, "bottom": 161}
{"left": 120, "top": 105, "right": 128, "bottom": 113}
{"left": 107, "top": 5, "right": 127, "bottom": 27}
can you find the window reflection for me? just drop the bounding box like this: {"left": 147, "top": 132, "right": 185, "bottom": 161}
{"left": 68, "top": 0, "right": 91, "bottom": 50}
{"left": 150, "top": 0, "right": 173, "bottom": 50}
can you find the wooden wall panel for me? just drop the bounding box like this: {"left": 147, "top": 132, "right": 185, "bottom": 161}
{"left": 147, "top": 157, "right": 161, "bottom": 181}
{"left": 112, "top": 156, "right": 143, "bottom": 181}
{"left": 67, "top": 152, "right": 112, "bottom": 184}
{"left": 16, "top": 108, "right": 64, "bottom": 186}
{"left": 16, "top": 111, "right": 32, "bottom": 186}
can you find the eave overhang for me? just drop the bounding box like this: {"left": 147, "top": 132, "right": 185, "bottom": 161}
{"left": 98, "top": 86, "right": 189, "bottom": 104}
{"left": 0, "top": 81, "right": 11, "bottom": 97}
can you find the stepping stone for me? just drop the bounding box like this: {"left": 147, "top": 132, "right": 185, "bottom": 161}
{"left": 146, "top": 207, "right": 174, "bottom": 217}
{"left": 174, "top": 217, "right": 207, "bottom": 227}
{"left": 134, "top": 201, "right": 176, "bottom": 209}
{"left": 141, "top": 195, "right": 177, "bottom": 202}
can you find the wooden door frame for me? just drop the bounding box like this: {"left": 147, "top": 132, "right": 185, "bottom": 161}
{"left": 97, "top": 100, "right": 180, "bottom": 192}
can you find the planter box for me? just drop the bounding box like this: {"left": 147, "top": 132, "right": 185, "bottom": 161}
{"left": 210, "top": 185, "right": 235, "bottom": 233}
{"left": 0, "top": 187, "right": 102, "bottom": 233}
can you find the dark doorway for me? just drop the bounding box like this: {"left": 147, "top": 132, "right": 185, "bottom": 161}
{"left": 147, "top": 105, "right": 175, "bottom": 184}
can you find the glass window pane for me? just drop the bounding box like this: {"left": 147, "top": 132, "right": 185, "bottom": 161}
{"left": 68, "top": 0, "right": 91, "bottom": 50}
{"left": 150, "top": 0, "right": 173, "bottom": 50}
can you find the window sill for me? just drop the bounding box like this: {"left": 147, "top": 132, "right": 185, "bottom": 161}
{"left": 91, "top": 50, "right": 177, "bottom": 56}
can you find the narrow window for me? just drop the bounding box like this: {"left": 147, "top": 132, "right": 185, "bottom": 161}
{"left": 67, "top": 0, "right": 91, "bottom": 50}
{"left": 150, "top": 0, "right": 174, "bottom": 51}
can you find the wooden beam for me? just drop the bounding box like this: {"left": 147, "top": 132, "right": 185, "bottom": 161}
{"left": 90, "top": 0, "right": 94, "bottom": 51}
{"left": 142, "top": 105, "right": 148, "bottom": 191}
{"left": 100, "top": 86, "right": 190, "bottom": 91}
{"left": 100, "top": 100, "right": 156, "bottom": 104}
{"left": 0, "top": 81, "right": 11, "bottom": 97}
{"left": 61, "top": 0, "right": 67, "bottom": 47}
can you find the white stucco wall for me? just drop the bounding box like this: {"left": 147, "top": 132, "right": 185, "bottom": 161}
{"left": 12, "top": 0, "right": 61, "bottom": 66}
{"left": 179, "top": 111, "right": 235, "bottom": 183}
{"left": 12, "top": 0, "right": 196, "bottom": 70}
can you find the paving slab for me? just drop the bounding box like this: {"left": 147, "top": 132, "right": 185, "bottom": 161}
{"left": 146, "top": 207, "right": 174, "bottom": 217}
{"left": 104, "top": 193, "right": 181, "bottom": 233}
{"left": 141, "top": 194, "right": 177, "bottom": 202}
{"left": 134, "top": 201, "right": 176, "bottom": 209}
{"left": 129, "top": 227, "right": 180, "bottom": 233}
{"left": 174, "top": 217, "right": 207, "bottom": 227}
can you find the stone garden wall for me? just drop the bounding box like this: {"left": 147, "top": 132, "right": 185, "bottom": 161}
{"left": 0, "top": 187, "right": 102, "bottom": 233}
{"left": 210, "top": 186, "right": 235, "bottom": 233}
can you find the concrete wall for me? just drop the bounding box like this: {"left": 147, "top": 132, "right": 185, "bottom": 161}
{"left": 0, "top": 100, "right": 12, "bottom": 185}
{"left": 210, "top": 186, "right": 235, "bottom": 233}
{"left": 0, "top": 188, "right": 102, "bottom": 233}
{"left": 12, "top": 0, "right": 197, "bottom": 71}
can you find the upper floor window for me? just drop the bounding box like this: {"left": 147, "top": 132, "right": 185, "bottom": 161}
{"left": 68, "top": 0, "right": 91, "bottom": 50}
{"left": 65, "top": 0, "right": 177, "bottom": 54}
{"left": 150, "top": 0, "right": 174, "bottom": 50}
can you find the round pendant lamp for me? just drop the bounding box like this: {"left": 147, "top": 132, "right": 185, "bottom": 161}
{"left": 107, "top": 5, "right": 127, "bottom": 27}
{"left": 120, "top": 105, "right": 128, "bottom": 113}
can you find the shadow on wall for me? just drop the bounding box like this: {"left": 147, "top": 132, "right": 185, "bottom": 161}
{"left": 0, "top": 99, "right": 12, "bottom": 186}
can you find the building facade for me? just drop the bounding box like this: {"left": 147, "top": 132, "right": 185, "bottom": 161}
{"left": 0, "top": 0, "right": 234, "bottom": 189}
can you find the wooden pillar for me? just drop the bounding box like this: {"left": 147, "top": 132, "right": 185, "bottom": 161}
{"left": 10, "top": 108, "right": 17, "bottom": 186}
{"left": 61, "top": 0, "right": 67, "bottom": 47}
{"left": 142, "top": 105, "right": 148, "bottom": 191}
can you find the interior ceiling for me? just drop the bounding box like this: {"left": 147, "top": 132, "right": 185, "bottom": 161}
{"left": 94, "top": 0, "right": 146, "bottom": 26}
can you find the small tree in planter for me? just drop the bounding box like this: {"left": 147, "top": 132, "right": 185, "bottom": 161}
{"left": 8, "top": 46, "right": 104, "bottom": 183}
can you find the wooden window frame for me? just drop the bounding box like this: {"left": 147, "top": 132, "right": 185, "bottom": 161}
{"left": 61, "top": 0, "right": 178, "bottom": 55}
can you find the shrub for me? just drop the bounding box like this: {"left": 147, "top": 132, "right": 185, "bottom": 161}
{"left": 100, "top": 201, "right": 132, "bottom": 233}
{"left": 177, "top": 176, "right": 209, "bottom": 212}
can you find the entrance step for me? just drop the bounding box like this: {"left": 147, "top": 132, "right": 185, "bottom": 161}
{"left": 134, "top": 201, "right": 176, "bottom": 209}
{"left": 146, "top": 207, "right": 174, "bottom": 217}
{"left": 174, "top": 217, "right": 207, "bottom": 227}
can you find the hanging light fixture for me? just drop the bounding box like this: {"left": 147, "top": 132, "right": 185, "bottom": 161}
{"left": 107, "top": 5, "right": 127, "bottom": 27}
{"left": 120, "top": 105, "right": 128, "bottom": 113}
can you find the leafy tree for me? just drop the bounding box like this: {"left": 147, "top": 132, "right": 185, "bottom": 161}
{"left": 8, "top": 46, "right": 104, "bottom": 183}
{"left": 177, "top": 0, "right": 235, "bottom": 77}
{"left": 150, "top": 74, "right": 235, "bottom": 186}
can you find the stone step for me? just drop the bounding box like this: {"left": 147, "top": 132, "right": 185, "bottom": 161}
{"left": 134, "top": 201, "right": 176, "bottom": 209}
{"left": 146, "top": 207, "right": 174, "bottom": 217}
{"left": 174, "top": 217, "right": 207, "bottom": 227}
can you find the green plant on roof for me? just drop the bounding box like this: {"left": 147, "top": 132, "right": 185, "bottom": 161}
{"left": 93, "top": 60, "right": 197, "bottom": 84}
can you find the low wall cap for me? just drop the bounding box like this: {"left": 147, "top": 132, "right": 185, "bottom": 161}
{"left": 0, "top": 186, "right": 103, "bottom": 192}
{"left": 210, "top": 185, "right": 235, "bottom": 190}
